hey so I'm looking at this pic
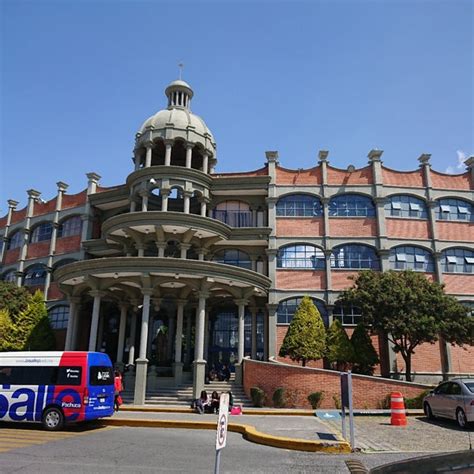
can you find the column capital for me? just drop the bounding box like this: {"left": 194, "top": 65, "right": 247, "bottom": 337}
{"left": 176, "top": 298, "right": 187, "bottom": 307}
{"left": 27, "top": 189, "right": 41, "bottom": 199}
{"left": 138, "top": 189, "right": 149, "bottom": 197}
{"left": 163, "top": 138, "right": 174, "bottom": 147}
{"left": 266, "top": 303, "right": 279, "bottom": 313}
{"left": 185, "top": 141, "right": 195, "bottom": 150}
{"left": 374, "top": 196, "right": 388, "bottom": 205}
{"left": 143, "top": 140, "right": 154, "bottom": 149}
{"left": 323, "top": 249, "right": 333, "bottom": 258}
{"left": 89, "top": 290, "right": 105, "bottom": 298}
{"left": 141, "top": 288, "right": 154, "bottom": 297}
{"left": 265, "top": 151, "right": 279, "bottom": 163}
{"left": 183, "top": 190, "right": 194, "bottom": 198}
{"left": 7, "top": 199, "right": 19, "bottom": 209}
{"left": 265, "top": 197, "right": 278, "bottom": 205}
{"left": 377, "top": 248, "right": 390, "bottom": 257}
{"left": 418, "top": 153, "right": 432, "bottom": 166}
{"left": 68, "top": 296, "right": 82, "bottom": 304}
{"left": 160, "top": 188, "right": 171, "bottom": 197}
{"left": 367, "top": 149, "right": 384, "bottom": 162}
{"left": 465, "top": 156, "right": 474, "bottom": 169}
{"left": 320, "top": 197, "right": 330, "bottom": 205}
{"left": 56, "top": 181, "right": 69, "bottom": 192}
{"left": 265, "top": 248, "right": 278, "bottom": 257}
{"left": 318, "top": 150, "right": 329, "bottom": 162}
{"left": 86, "top": 172, "right": 101, "bottom": 183}
{"left": 235, "top": 299, "right": 249, "bottom": 306}
{"left": 197, "top": 291, "right": 210, "bottom": 300}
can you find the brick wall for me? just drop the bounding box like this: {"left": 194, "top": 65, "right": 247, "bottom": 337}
{"left": 436, "top": 221, "right": 474, "bottom": 242}
{"left": 3, "top": 248, "right": 20, "bottom": 265}
{"left": 394, "top": 341, "right": 442, "bottom": 374}
{"left": 26, "top": 241, "right": 50, "bottom": 259}
{"left": 276, "top": 218, "right": 324, "bottom": 236}
{"left": 275, "top": 166, "right": 322, "bottom": 185}
{"left": 382, "top": 167, "right": 424, "bottom": 187}
{"left": 450, "top": 344, "right": 474, "bottom": 373}
{"left": 243, "top": 359, "right": 431, "bottom": 409}
{"left": 10, "top": 208, "right": 27, "bottom": 225}
{"left": 331, "top": 271, "right": 359, "bottom": 290}
{"left": 442, "top": 274, "right": 474, "bottom": 294}
{"left": 33, "top": 199, "right": 57, "bottom": 216}
{"left": 62, "top": 190, "right": 87, "bottom": 209}
{"left": 430, "top": 171, "right": 471, "bottom": 190}
{"left": 327, "top": 165, "right": 373, "bottom": 185}
{"left": 55, "top": 235, "right": 82, "bottom": 255}
{"left": 329, "top": 217, "right": 377, "bottom": 237}
{"left": 47, "top": 282, "right": 64, "bottom": 300}
{"left": 386, "top": 218, "right": 431, "bottom": 239}
{"left": 276, "top": 270, "right": 326, "bottom": 289}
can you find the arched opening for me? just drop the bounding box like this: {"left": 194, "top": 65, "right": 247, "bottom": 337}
{"left": 170, "top": 140, "right": 186, "bottom": 167}
{"left": 149, "top": 188, "right": 162, "bottom": 211}
{"left": 151, "top": 140, "right": 166, "bottom": 166}
{"left": 213, "top": 249, "right": 252, "bottom": 269}
{"left": 190, "top": 190, "right": 202, "bottom": 215}
{"left": 58, "top": 216, "right": 82, "bottom": 238}
{"left": 213, "top": 200, "right": 252, "bottom": 227}
{"left": 191, "top": 146, "right": 203, "bottom": 170}
{"left": 24, "top": 264, "right": 48, "bottom": 287}
{"left": 165, "top": 240, "right": 180, "bottom": 258}
{"left": 168, "top": 187, "right": 184, "bottom": 213}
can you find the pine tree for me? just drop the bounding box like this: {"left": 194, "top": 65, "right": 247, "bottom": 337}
{"left": 350, "top": 323, "right": 379, "bottom": 375}
{"left": 0, "top": 309, "right": 13, "bottom": 351}
{"left": 279, "top": 296, "right": 326, "bottom": 367}
{"left": 326, "top": 319, "right": 355, "bottom": 371}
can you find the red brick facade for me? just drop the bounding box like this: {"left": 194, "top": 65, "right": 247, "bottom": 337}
{"left": 327, "top": 165, "right": 373, "bottom": 185}
{"left": 385, "top": 218, "right": 431, "bottom": 240}
{"left": 442, "top": 274, "right": 474, "bottom": 294}
{"left": 276, "top": 270, "right": 326, "bottom": 289}
{"left": 276, "top": 218, "right": 324, "bottom": 236}
{"left": 243, "top": 359, "right": 430, "bottom": 409}
{"left": 381, "top": 167, "right": 424, "bottom": 187}
{"left": 329, "top": 217, "right": 377, "bottom": 237}
{"left": 275, "top": 166, "right": 322, "bottom": 185}
{"left": 437, "top": 221, "right": 474, "bottom": 242}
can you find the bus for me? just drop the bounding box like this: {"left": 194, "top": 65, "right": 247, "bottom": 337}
{"left": 0, "top": 351, "right": 115, "bottom": 430}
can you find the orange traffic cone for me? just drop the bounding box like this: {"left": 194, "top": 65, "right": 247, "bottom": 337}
{"left": 390, "top": 391, "right": 407, "bottom": 426}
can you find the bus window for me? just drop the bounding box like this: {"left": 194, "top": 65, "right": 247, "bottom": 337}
{"left": 56, "top": 367, "right": 82, "bottom": 385}
{"left": 89, "top": 366, "right": 113, "bottom": 385}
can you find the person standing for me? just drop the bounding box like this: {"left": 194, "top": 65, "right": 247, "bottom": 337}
{"left": 114, "top": 370, "right": 124, "bottom": 412}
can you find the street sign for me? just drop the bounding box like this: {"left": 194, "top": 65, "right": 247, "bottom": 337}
{"left": 215, "top": 393, "right": 229, "bottom": 450}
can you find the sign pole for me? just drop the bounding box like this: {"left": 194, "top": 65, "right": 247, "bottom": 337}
{"left": 348, "top": 371, "right": 355, "bottom": 450}
{"left": 214, "top": 393, "right": 229, "bottom": 474}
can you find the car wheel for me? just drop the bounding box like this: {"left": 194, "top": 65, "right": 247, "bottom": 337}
{"left": 423, "top": 402, "right": 434, "bottom": 420}
{"left": 42, "top": 407, "right": 64, "bottom": 431}
{"left": 456, "top": 408, "right": 467, "bottom": 429}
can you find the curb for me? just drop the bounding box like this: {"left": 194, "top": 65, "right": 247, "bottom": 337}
{"left": 104, "top": 418, "right": 351, "bottom": 453}
{"left": 121, "top": 406, "right": 315, "bottom": 416}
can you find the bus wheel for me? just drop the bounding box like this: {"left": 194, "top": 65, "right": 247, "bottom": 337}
{"left": 42, "top": 407, "right": 64, "bottom": 431}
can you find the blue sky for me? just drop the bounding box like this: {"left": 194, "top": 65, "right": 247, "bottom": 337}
{"left": 1, "top": 0, "right": 472, "bottom": 212}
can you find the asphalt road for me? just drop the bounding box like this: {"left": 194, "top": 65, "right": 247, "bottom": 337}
{"left": 0, "top": 424, "right": 429, "bottom": 473}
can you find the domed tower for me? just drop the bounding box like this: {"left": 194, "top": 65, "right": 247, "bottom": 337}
{"left": 134, "top": 79, "right": 216, "bottom": 172}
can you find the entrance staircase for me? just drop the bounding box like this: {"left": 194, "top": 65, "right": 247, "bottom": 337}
{"left": 122, "top": 374, "right": 252, "bottom": 407}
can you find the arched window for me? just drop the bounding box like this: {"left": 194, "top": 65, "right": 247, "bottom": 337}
{"left": 385, "top": 195, "right": 428, "bottom": 219}
{"left": 333, "top": 302, "right": 362, "bottom": 326}
{"left": 276, "top": 194, "right": 322, "bottom": 217}
{"left": 58, "top": 216, "right": 82, "bottom": 238}
{"left": 168, "top": 187, "right": 184, "bottom": 212}
{"left": 277, "top": 297, "right": 327, "bottom": 324}
{"left": 460, "top": 301, "right": 474, "bottom": 317}
{"left": 213, "top": 249, "right": 252, "bottom": 269}
{"left": 2, "top": 270, "right": 16, "bottom": 283}
{"left": 331, "top": 244, "right": 379, "bottom": 270}
{"left": 436, "top": 198, "right": 473, "bottom": 222}
{"left": 389, "top": 246, "right": 434, "bottom": 272}
{"left": 277, "top": 244, "right": 325, "bottom": 269}
{"left": 213, "top": 201, "right": 252, "bottom": 227}
{"left": 164, "top": 240, "right": 180, "bottom": 258}
{"left": 24, "top": 264, "right": 48, "bottom": 286}
{"left": 441, "top": 248, "right": 474, "bottom": 273}
{"left": 48, "top": 305, "right": 69, "bottom": 329}
{"left": 30, "top": 223, "right": 53, "bottom": 243}
{"left": 329, "top": 194, "right": 375, "bottom": 217}
{"left": 7, "top": 230, "right": 23, "bottom": 250}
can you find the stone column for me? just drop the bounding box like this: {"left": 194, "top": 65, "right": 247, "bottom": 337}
{"left": 88, "top": 290, "right": 104, "bottom": 351}
{"left": 167, "top": 314, "right": 176, "bottom": 360}
{"left": 64, "top": 297, "right": 79, "bottom": 350}
{"left": 183, "top": 191, "right": 192, "bottom": 214}
{"left": 185, "top": 311, "right": 193, "bottom": 365}
{"left": 97, "top": 314, "right": 105, "bottom": 352}
{"left": 127, "top": 311, "right": 138, "bottom": 365}
{"left": 251, "top": 307, "right": 258, "bottom": 360}
{"left": 173, "top": 299, "right": 186, "bottom": 384}
{"left": 202, "top": 152, "right": 209, "bottom": 174}
{"left": 180, "top": 243, "right": 191, "bottom": 259}
{"left": 145, "top": 142, "right": 153, "bottom": 168}
{"left": 266, "top": 303, "right": 278, "bottom": 360}
{"left": 116, "top": 304, "right": 128, "bottom": 363}
{"left": 0, "top": 200, "right": 18, "bottom": 263}
{"left": 263, "top": 308, "right": 269, "bottom": 360}
{"left": 140, "top": 190, "right": 149, "bottom": 212}
{"left": 164, "top": 140, "right": 173, "bottom": 166}
{"left": 161, "top": 189, "right": 169, "bottom": 212}
{"left": 185, "top": 143, "right": 194, "bottom": 168}
{"left": 203, "top": 310, "right": 210, "bottom": 361}
{"left": 193, "top": 292, "right": 208, "bottom": 398}
{"left": 200, "top": 199, "right": 208, "bottom": 217}
{"left": 156, "top": 242, "right": 167, "bottom": 258}
{"left": 324, "top": 249, "right": 333, "bottom": 293}
{"left": 235, "top": 299, "right": 247, "bottom": 384}
{"left": 134, "top": 289, "right": 153, "bottom": 405}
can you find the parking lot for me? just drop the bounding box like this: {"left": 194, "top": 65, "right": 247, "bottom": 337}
{"left": 323, "top": 415, "right": 474, "bottom": 452}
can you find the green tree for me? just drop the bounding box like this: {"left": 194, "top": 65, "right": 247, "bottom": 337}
{"left": 0, "top": 309, "right": 13, "bottom": 351}
{"left": 0, "top": 281, "right": 31, "bottom": 317}
{"left": 326, "top": 319, "right": 355, "bottom": 371}
{"left": 350, "top": 322, "right": 379, "bottom": 375}
{"left": 279, "top": 296, "right": 326, "bottom": 367}
{"left": 341, "top": 270, "right": 474, "bottom": 381}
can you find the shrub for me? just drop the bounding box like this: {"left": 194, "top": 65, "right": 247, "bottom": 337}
{"left": 272, "top": 387, "right": 286, "bottom": 408}
{"left": 307, "top": 391, "right": 324, "bottom": 409}
{"left": 377, "top": 394, "right": 392, "bottom": 409}
{"left": 405, "top": 390, "right": 431, "bottom": 409}
{"left": 332, "top": 394, "right": 341, "bottom": 410}
{"left": 250, "top": 387, "right": 265, "bottom": 407}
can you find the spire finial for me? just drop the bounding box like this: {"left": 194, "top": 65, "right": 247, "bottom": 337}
{"left": 178, "top": 62, "right": 184, "bottom": 80}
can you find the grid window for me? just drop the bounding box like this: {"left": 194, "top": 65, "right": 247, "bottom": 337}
{"left": 277, "top": 245, "right": 325, "bottom": 269}
{"left": 441, "top": 248, "right": 474, "bottom": 273}
{"left": 48, "top": 306, "right": 69, "bottom": 329}
{"left": 24, "top": 265, "right": 48, "bottom": 286}
{"left": 2, "top": 271, "right": 16, "bottom": 283}
{"left": 333, "top": 303, "right": 362, "bottom": 326}
{"left": 436, "top": 199, "right": 473, "bottom": 222}
{"left": 58, "top": 216, "right": 82, "bottom": 238}
{"left": 213, "top": 201, "right": 252, "bottom": 227}
{"left": 389, "top": 246, "right": 434, "bottom": 272}
{"left": 385, "top": 195, "right": 428, "bottom": 219}
{"left": 277, "top": 297, "right": 327, "bottom": 324}
{"left": 276, "top": 194, "right": 322, "bottom": 217}
{"left": 331, "top": 245, "right": 379, "bottom": 270}
{"left": 329, "top": 194, "right": 375, "bottom": 217}
{"left": 31, "top": 223, "right": 53, "bottom": 243}
{"left": 213, "top": 249, "right": 252, "bottom": 269}
{"left": 7, "top": 231, "right": 23, "bottom": 250}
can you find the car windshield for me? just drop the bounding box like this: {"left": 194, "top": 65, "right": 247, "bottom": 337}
{"left": 464, "top": 382, "right": 474, "bottom": 393}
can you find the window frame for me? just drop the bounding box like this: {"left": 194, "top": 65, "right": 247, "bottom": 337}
{"left": 441, "top": 248, "right": 474, "bottom": 273}
{"left": 30, "top": 222, "right": 53, "bottom": 243}
{"left": 330, "top": 244, "right": 380, "bottom": 270}
{"left": 329, "top": 194, "right": 375, "bottom": 218}
{"left": 276, "top": 194, "right": 323, "bottom": 217}
{"left": 277, "top": 244, "right": 325, "bottom": 269}
{"left": 389, "top": 246, "right": 434, "bottom": 272}
{"left": 436, "top": 198, "right": 473, "bottom": 222}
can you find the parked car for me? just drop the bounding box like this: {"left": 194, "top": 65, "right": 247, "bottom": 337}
{"left": 423, "top": 378, "right": 474, "bottom": 428}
